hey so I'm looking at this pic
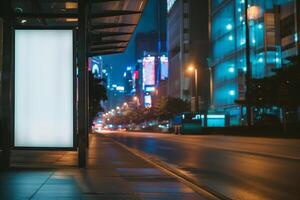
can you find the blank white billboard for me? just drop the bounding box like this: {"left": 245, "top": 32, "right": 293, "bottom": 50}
{"left": 14, "top": 30, "right": 74, "bottom": 148}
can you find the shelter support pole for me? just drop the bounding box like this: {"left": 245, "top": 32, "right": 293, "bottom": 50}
{"left": 78, "top": 0, "right": 89, "bottom": 168}
{"left": 0, "top": 0, "right": 13, "bottom": 170}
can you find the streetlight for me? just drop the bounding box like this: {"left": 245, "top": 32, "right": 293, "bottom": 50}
{"left": 187, "top": 65, "right": 198, "bottom": 112}
{"left": 133, "top": 96, "right": 140, "bottom": 106}
{"left": 245, "top": 1, "right": 261, "bottom": 126}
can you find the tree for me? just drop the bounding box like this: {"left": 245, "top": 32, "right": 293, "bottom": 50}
{"left": 155, "top": 97, "right": 190, "bottom": 120}
{"left": 246, "top": 60, "right": 300, "bottom": 108}
{"left": 106, "top": 97, "right": 190, "bottom": 126}
{"left": 89, "top": 71, "right": 108, "bottom": 126}
{"left": 237, "top": 56, "right": 300, "bottom": 129}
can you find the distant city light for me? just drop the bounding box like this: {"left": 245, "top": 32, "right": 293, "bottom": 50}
{"left": 145, "top": 86, "right": 156, "bottom": 92}
{"left": 228, "top": 35, "right": 233, "bottom": 41}
{"left": 258, "top": 58, "right": 264, "bottom": 63}
{"left": 92, "top": 64, "right": 99, "bottom": 75}
{"left": 258, "top": 24, "right": 263, "bottom": 29}
{"left": 116, "top": 86, "right": 125, "bottom": 91}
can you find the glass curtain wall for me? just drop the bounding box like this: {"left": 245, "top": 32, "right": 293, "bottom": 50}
{"left": 210, "top": 0, "right": 297, "bottom": 125}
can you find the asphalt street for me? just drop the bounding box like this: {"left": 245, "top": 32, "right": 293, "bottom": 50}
{"left": 102, "top": 131, "right": 300, "bottom": 200}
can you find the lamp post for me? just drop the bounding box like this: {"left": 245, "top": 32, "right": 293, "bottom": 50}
{"left": 188, "top": 66, "right": 198, "bottom": 112}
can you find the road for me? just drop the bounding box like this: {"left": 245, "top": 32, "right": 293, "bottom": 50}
{"left": 101, "top": 131, "right": 300, "bottom": 200}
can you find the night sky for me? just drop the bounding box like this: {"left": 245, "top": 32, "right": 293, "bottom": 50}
{"left": 102, "top": 0, "right": 158, "bottom": 85}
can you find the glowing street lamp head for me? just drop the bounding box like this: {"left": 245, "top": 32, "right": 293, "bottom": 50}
{"left": 247, "top": 6, "right": 262, "bottom": 20}
{"left": 188, "top": 65, "right": 195, "bottom": 72}
{"left": 133, "top": 96, "right": 138, "bottom": 101}
{"left": 116, "top": 106, "right": 120, "bottom": 110}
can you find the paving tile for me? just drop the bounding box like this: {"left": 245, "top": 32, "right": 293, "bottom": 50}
{"left": 32, "top": 195, "right": 81, "bottom": 200}
{"left": 129, "top": 181, "right": 195, "bottom": 193}
{"left": 115, "top": 168, "right": 164, "bottom": 176}
{"left": 82, "top": 194, "right": 140, "bottom": 200}
{"left": 139, "top": 193, "right": 205, "bottom": 200}
{"left": 0, "top": 134, "right": 204, "bottom": 200}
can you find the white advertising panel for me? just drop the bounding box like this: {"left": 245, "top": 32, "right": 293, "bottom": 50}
{"left": 144, "top": 95, "right": 152, "bottom": 108}
{"left": 14, "top": 30, "right": 74, "bottom": 148}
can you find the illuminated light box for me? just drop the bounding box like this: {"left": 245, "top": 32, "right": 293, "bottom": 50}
{"left": 14, "top": 30, "right": 74, "bottom": 148}
{"left": 160, "top": 56, "right": 169, "bottom": 80}
{"left": 143, "top": 56, "right": 155, "bottom": 86}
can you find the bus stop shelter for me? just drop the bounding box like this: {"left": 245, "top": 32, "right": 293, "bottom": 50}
{"left": 0, "top": 0, "right": 147, "bottom": 169}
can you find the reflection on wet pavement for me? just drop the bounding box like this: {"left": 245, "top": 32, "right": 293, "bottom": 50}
{"left": 106, "top": 132, "right": 300, "bottom": 200}
{"left": 0, "top": 134, "right": 206, "bottom": 200}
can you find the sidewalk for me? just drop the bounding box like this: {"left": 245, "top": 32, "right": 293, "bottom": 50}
{"left": 0, "top": 134, "right": 205, "bottom": 200}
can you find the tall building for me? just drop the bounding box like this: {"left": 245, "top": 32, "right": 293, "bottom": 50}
{"left": 209, "top": 0, "right": 299, "bottom": 125}
{"left": 107, "top": 84, "right": 125, "bottom": 111}
{"left": 135, "top": 32, "right": 166, "bottom": 60}
{"left": 123, "top": 66, "right": 135, "bottom": 101}
{"left": 134, "top": 0, "right": 168, "bottom": 108}
{"left": 167, "top": 0, "right": 210, "bottom": 110}
{"left": 101, "top": 65, "right": 113, "bottom": 110}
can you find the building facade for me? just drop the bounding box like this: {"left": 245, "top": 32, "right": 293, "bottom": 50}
{"left": 210, "top": 0, "right": 299, "bottom": 125}
{"left": 167, "top": 0, "right": 210, "bottom": 111}
{"left": 133, "top": 0, "right": 168, "bottom": 108}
